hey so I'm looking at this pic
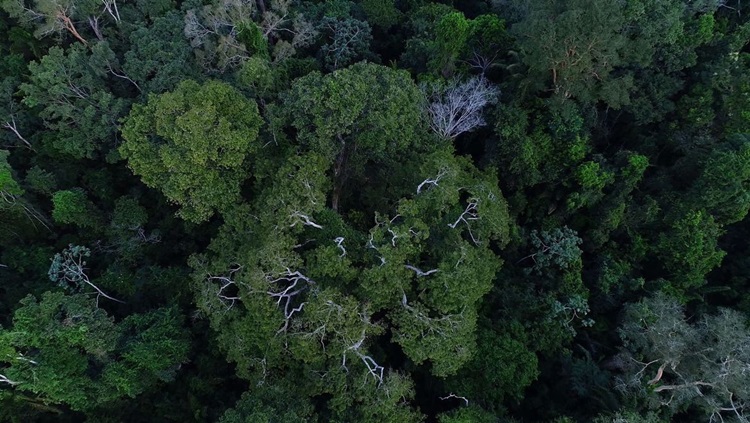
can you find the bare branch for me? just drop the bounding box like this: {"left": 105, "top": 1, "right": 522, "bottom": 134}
{"left": 448, "top": 198, "right": 481, "bottom": 245}
{"left": 404, "top": 264, "right": 439, "bottom": 277}
{"left": 290, "top": 211, "right": 323, "bottom": 229}
{"left": 2, "top": 117, "right": 34, "bottom": 150}
{"left": 0, "top": 374, "right": 20, "bottom": 386}
{"left": 440, "top": 393, "right": 469, "bottom": 406}
{"left": 416, "top": 167, "right": 449, "bottom": 194}
{"left": 334, "top": 237, "right": 346, "bottom": 257}
{"left": 266, "top": 268, "right": 316, "bottom": 333}
{"left": 207, "top": 264, "right": 243, "bottom": 311}
{"left": 101, "top": 0, "right": 121, "bottom": 22}
{"left": 343, "top": 329, "right": 384, "bottom": 386}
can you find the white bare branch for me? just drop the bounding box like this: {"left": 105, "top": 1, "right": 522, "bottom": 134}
{"left": 440, "top": 393, "right": 470, "bottom": 406}
{"left": 334, "top": 237, "right": 346, "bottom": 257}
{"left": 404, "top": 264, "right": 439, "bottom": 277}
{"left": 0, "top": 374, "right": 20, "bottom": 386}
{"left": 207, "top": 264, "right": 243, "bottom": 310}
{"left": 266, "top": 268, "right": 316, "bottom": 333}
{"left": 426, "top": 76, "right": 500, "bottom": 140}
{"left": 50, "top": 247, "right": 124, "bottom": 306}
{"left": 448, "top": 199, "right": 481, "bottom": 245}
{"left": 107, "top": 63, "right": 142, "bottom": 93}
{"left": 290, "top": 211, "right": 323, "bottom": 229}
{"left": 2, "top": 117, "right": 34, "bottom": 150}
{"left": 416, "top": 167, "right": 449, "bottom": 194}
{"left": 101, "top": 0, "right": 121, "bottom": 22}
{"left": 343, "top": 329, "right": 384, "bottom": 386}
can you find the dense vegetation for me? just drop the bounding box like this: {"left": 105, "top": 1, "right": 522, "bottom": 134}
{"left": 2, "top": 0, "right": 750, "bottom": 421}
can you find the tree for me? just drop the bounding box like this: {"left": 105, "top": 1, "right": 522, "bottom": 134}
{"left": 120, "top": 79, "right": 263, "bottom": 223}
{"left": 123, "top": 11, "right": 200, "bottom": 94}
{"left": 276, "top": 62, "right": 429, "bottom": 211}
{"left": 318, "top": 16, "right": 372, "bottom": 70}
{"left": 425, "top": 76, "right": 500, "bottom": 140}
{"left": 183, "top": 0, "right": 317, "bottom": 71}
{"left": 0, "top": 70, "right": 33, "bottom": 150}
{"left": 21, "top": 43, "right": 129, "bottom": 159}
{"left": 685, "top": 134, "right": 750, "bottom": 226}
{"left": 0, "top": 150, "right": 49, "bottom": 236}
{"left": 512, "top": 0, "right": 632, "bottom": 105}
{"left": 48, "top": 244, "right": 123, "bottom": 305}
{"left": 1, "top": 0, "right": 89, "bottom": 44}
{"left": 0, "top": 292, "right": 189, "bottom": 411}
{"left": 654, "top": 210, "right": 726, "bottom": 296}
{"left": 51, "top": 189, "right": 99, "bottom": 228}
{"left": 617, "top": 293, "right": 750, "bottom": 421}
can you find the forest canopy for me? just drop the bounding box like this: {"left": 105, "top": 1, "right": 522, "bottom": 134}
{"left": 2, "top": 0, "right": 750, "bottom": 422}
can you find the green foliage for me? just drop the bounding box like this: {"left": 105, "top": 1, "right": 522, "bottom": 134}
{"left": 2, "top": 0, "right": 750, "bottom": 421}
{"left": 0, "top": 149, "right": 22, "bottom": 197}
{"left": 359, "top": 0, "right": 401, "bottom": 30}
{"left": 24, "top": 166, "right": 57, "bottom": 194}
{"left": 21, "top": 44, "right": 129, "bottom": 158}
{"left": 120, "top": 79, "right": 262, "bottom": 223}
{"left": 0, "top": 291, "right": 189, "bottom": 411}
{"left": 448, "top": 323, "right": 539, "bottom": 409}
{"left": 618, "top": 293, "right": 750, "bottom": 420}
{"left": 319, "top": 16, "right": 372, "bottom": 70}
{"left": 656, "top": 210, "right": 726, "bottom": 296}
{"left": 123, "top": 11, "right": 200, "bottom": 94}
{"left": 527, "top": 227, "right": 583, "bottom": 273}
{"left": 51, "top": 189, "right": 97, "bottom": 228}
{"left": 513, "top": 0, "right": 630, "bottom": 104}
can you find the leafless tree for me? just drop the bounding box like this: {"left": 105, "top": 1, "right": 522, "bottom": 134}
{"left": 425, "top": 76, "right": 500, "bottom": 140}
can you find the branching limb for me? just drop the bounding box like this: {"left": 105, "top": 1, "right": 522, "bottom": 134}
{"left": 101, "top": 0, "right": 121, "bottom": 22}
{"left": 404, "top": 264, "right": 439, "bottom": 277}
{"left": 207, "top": 264, "right": 243, "bottom": 310}
{"left": 334, "top": 237, "right": 346, "bottom": 257}
{"left": 266, "top": 268, "right": 316, "bottom": 333}
{"left": 49, "top": 246, "right": 124, "bottom": 306}
{"left": 426, "top": 76, "right": 500, "bottom": 140}
{"left": 416, "top": 167, "right": 448, "bottom": 194}
{"left": 107, "top": 63, "right": 142, "bottom": 92}
{"left": 2, "top": 117, "right": 34, "bottom": 150}
{"left": 343, "top": 329, "right": 384, "bottom": 386}
{"left": 0, "top": 374, "right": 20, "bottom": 386}
{"left": 448, "top": 199, "right": 481, "bottom": 244}
{"left": 290, "top": 211, "right": 323, "bottom": 229}
{"left": 440, "top": 393, "right": 469, "bottom": 406}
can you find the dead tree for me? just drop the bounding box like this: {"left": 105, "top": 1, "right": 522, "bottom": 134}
{"left": 425, "top": 76, "right": 499, "bottom": 140}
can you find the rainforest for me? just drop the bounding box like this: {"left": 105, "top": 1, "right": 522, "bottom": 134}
{"left": 2, "top": 1, "right": 750, "bottom": 422}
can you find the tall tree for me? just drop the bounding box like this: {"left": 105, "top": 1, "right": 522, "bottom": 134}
{"left": 120, "top": 79, "right": 263, "bottom": 223}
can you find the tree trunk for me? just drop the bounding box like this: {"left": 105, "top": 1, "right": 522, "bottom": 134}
{"left": 331, "top": 137, "right": 352, "bottom": 212}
